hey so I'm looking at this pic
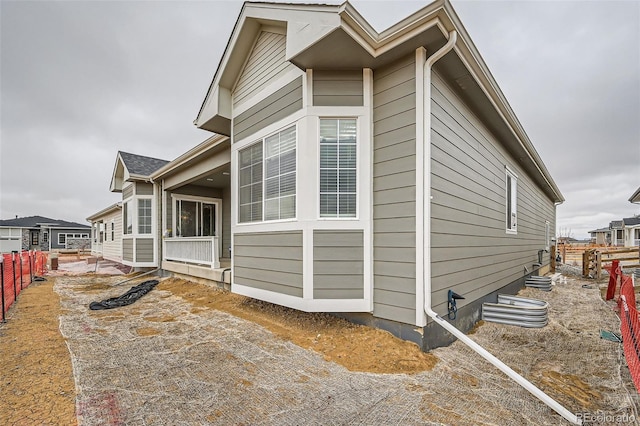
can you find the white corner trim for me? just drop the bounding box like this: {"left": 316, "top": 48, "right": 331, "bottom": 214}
{"left": 415, "top": 46, "right": 427, "bottom": 327}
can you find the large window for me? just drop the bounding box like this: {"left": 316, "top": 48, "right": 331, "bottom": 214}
{"left": 320, "top": 118, "right": 357, "bottom": 217}
{"left": 123, "top": 201, "right": 133, "bottom": 234}
{"left": 238, "top": 125, "right": 296, "bottom": 223}
{"left": 505, "top": 167, "right": 517, "bottom": 234}
{"left": 175, "top": 199, "right": 217, "bottom": 237}
{"left": 138, "top": 199, "right": 152, "bottom": 234}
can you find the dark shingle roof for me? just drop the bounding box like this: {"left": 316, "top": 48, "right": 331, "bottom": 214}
{"left": 0, "top": 215, "right": 90, "bottom": 229}
{"left": 589, "top": 227, "right": 610, "bottom": 234}
{"left": 623, "top": 216, "right": 640, "bottom": 226}
{"left": 610, "top": 220, "right": 623, "bottom": 229}
{"left": 119, "top": 151, "right": 169, "bottom": 176}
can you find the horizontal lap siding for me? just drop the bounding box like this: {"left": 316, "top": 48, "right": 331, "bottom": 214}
{"left": 136, "top": 183, "right": 153, "bottom": 196}
{"left": 233, "top": 31, "right": 296, "bottom": 108}
{"left": 233, "top": 77, "right": 303, "bottom": 142}
{"left": 372, "top": 54, "right": 417, "bottom": 325}
{"left": 234, "top": 231, "right": 303, "bottom": 297}
{"left": 123, "top": 239, "right": 133, "bottom": 262}
{"left": 103, "top": 210, "right": 122, "bottom": 261}
{"left": 123, "top": 185, "right": 133, "bottom": 200}
{"left": 313, "top": 230, "right": 364, "bottom": 299}
{"left": 136, "top": 238, "right": 154, "bottom": 262}
{"left": 430, "top": 71, "right": 556, "bottom": 316}
{"left": 313, "top": 70, "right": 363, "bottom": 106}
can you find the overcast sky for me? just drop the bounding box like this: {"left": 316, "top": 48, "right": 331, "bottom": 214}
{"left": 1, "top": 0, "right": 638, "bottom": 239}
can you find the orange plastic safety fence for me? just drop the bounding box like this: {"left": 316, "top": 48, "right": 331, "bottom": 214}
{"left": 1, "top": 251, "right": 48, "bottom": 321}
{"left": 619, "top": 274, "right": 640, "bottom": 394}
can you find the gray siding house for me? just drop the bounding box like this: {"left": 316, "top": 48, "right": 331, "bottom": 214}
{"left": 86, "top": 203, "right": 123, "bottom": 262}
{"left": 109, "top": 151, "right": 169, "bottom": 268}
{"left": 189, "top": 0, "right": 563, "bottom": 350}
{"left": 0, "top": 216, "right": 91, "bottom": 252}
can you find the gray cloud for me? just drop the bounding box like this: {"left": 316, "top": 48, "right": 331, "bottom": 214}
{"left": 1, "top": 0, "right": 638, "bottom": 239}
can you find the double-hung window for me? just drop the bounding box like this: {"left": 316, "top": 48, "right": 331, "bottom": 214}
{"left": 238, "top": 125, "right": 296, "bottom": 223}
{"left": 505, "top": 167, "right": 517, "bottom": 234}
{"left": 138, "top": 199, "right": 152, "bottom": 234}
{"left": 320, "top": 118, "right": 357, "bottom": 218}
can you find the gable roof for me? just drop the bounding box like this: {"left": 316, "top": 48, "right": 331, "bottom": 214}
{"left": 194, "top": 0, "right": 563, "bottom": 203}
{"left": 610, "top": 220, "right": 623, "bottom": 229}
{"left": 623, "top": 216, "right": 640, "bottom": 226}
{"left": 86, "top": 203, "right": 122, "bottom": 222}
{"left": 630, "top": 186, "right": 640, "bottom": 203}
{"left": 589, "top": 227, "right": 610, "bottom": 234}
{"left": 0, "top": 215, "right": 90, "bottom": 229}
{"left": 110, "top": 151, "right": 169, "bottom": 192}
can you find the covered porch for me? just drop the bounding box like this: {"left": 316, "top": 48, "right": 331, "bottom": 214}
{"left": 153, "top": 135, "right": 231, "bottom": 284}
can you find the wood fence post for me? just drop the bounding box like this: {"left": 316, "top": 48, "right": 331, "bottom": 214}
{"left": 582, "top": 250, "right": 588, "bottom": 277}
{"left": 596, "top": 251, "right": 602, "bottom": 280}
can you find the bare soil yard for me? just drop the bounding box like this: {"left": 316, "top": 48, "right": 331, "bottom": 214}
{"left": 1, "top": 270, "right": 638, "bottom": 425}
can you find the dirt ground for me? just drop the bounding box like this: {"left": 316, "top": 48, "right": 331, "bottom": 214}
{"left": 1, "top": 269, "right": 639, "bottom": 425}
{"left": 0, "top": 277, "right": 76, "bottom": 426}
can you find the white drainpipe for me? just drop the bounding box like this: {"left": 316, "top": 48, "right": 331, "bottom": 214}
{"left": 421, "top": 30, "right": 581, "bottom": 426}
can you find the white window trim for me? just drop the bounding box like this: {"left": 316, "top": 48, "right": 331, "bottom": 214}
{"left": 137, "top": 197, "right": 153, "bottom": 235}
{"left": 122, "top": 197, "right": 134, "bottom": 236}
{"left": 236, "top": 122, "right": 298, "bottom": 225}
{"left": 58, "top": 233, "right": 66, "bottom": 245}
{"left": 317, "top": 117, "right": 359, "bottom": 220}
{"left": 170, "top": 194, "right": 223, "bottom": 254}
{"left": 505, "top": 166, "right": 518, "bottom": 235}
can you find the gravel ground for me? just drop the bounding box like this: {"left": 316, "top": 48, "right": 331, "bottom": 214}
{"left": 49, "top": 272, "right": 639, "bottom": 426}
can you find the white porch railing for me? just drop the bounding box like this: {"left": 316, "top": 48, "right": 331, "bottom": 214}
{"left": 164, "top": 236, "right": 220, "bottom": 269}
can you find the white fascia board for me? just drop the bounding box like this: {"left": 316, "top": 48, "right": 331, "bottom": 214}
{"left": 86, "top": 203, "right": 122, "bottom": 222}
{"left": 152, "top": 134, "right": 229, "bottom": 180}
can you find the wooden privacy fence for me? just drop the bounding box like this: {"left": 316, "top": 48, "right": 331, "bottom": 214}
{"left": 0, "top": 251, "right": 48, "bottom": 321}
{"left": 583, "top": 247, "right": 640, "bottom": 279}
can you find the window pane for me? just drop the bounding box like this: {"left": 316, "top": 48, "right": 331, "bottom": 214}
{"left": 339, "top": 169, "right": 357, "bottom": 193}
{"left": 339, "top": 194, "right": 356, "bottom": 217}
{"left": 338, "top": 119, "right": 357, "bottom": 143}
{"left": 320, "top": 119, "right": 337, "bottom": 143}
{"left": 320, "top": 170, "right": 337, "bottom": 193}
{"left": 239, "top": 168, "right": 252, "bottom": 186}
{"left": 265, "top": 156, "right": 279, "bottom": 179}
{"left": 280, "top": 195, "right": 295, "bottom": 219}
{"left": 338, "top": 145, "right": 356, "bottom": 168}
{"left": 280, "top": 149, "right": 296, "bottom": 174}
{"left": 265, "top": 134, "right": 280, "bottom": 157}
{"left": 265, "top": 176, "right": 279, "bottom": 199}
{"left": 320, "top": 194, "right": 337, "bottom": 216}
{"left": 320, "top": 145, "right": 337, "bottom": 168}
{"left": 265, "top": 199, "right": 279, "bottom": 221}
{"left": 202, "top": 203, "right": 215, "bottom": 236}
{"left": 239, "top": 186, "right": 252, "bottom": 204}
{"left": 280, "top": 172, "right": 296, "bottom": 196}
{"left": 179, "top": 200, "right": 197, "bottom": 236}
{"left": 279, "top": 126, "right": 296, "bottom": 151}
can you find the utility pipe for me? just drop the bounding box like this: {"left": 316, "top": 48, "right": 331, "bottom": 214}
{"left": 421, "top": 30, "right": 581, "bottom": 426}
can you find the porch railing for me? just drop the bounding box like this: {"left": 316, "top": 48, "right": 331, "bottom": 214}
{"left": 164, "top": 236, "right": 220, "bottom": 269}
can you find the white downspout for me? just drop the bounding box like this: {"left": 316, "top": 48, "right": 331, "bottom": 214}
{"left": 422, "top": 30, "right": 581, "bottom": 426}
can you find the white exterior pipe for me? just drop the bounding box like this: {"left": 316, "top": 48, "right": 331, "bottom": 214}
{"left": 421, "top": 30, "right": 581, "bottom": 426}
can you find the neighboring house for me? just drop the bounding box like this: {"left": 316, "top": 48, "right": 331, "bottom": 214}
{"left": 109, "top": 151, "right": 169, "bottom": 268}
{"left": 86, "top": 203, "right": 123, "bottom": 262}
{"left": 183, "top": 0, "right": 563, "bottom": 350}
{"left": 610, "top": 220, "right": 625, "bottom": 247}
{"left": 0, "top": 216, "right": 90, "bottom": 253}
{"left": 589, "top": 228, "right": 611, "bottom": 246}
{"left": 622, "top": 216, "right": 640, "bottom": 247}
